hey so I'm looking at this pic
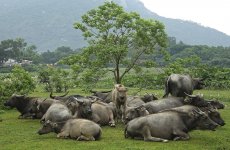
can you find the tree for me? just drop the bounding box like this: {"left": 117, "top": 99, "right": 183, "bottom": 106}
{"left": 61, "top": 2, "right": 167, "bottom": 85}
{"left": 41, "top": 46, "right": 76, "bottom": 64}
{"left": 0, "top": 38, "right": 39, "bottom": 65}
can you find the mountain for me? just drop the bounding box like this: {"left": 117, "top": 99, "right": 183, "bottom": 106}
{"left": 1, "top": 0, "right": 230, "bottom": 51}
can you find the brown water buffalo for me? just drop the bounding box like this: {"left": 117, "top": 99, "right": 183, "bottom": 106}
{"left": 112, "top": 84, "right": 128, "bottom": 121}
{"left": 38, "top": 119, "right": 102, "bottom": 141}
{"left": 73, "top": 98, "right": 115, "bottom": 127}
{"left": 163, "top": 74, "right": 205, "bottom": 98}
{"left": 4, "top": 94, "right": 46, "bottom": 119}
{"left": 125, "top": 107, "right": 218, "bottom": 142}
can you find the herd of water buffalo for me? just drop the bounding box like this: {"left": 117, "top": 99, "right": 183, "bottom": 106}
{"left": 3, "top": 74, "right": 225, "bottom": 142}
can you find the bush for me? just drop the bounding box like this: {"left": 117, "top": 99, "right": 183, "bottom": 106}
{"left": 0, "top": 65, "right": 36, "bottom": 109}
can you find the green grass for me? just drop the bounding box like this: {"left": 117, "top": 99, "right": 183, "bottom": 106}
{"left": 1, "top": 89, "right": 230, "bottom": 150}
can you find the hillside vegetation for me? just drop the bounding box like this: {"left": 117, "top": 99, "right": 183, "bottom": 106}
{"left": 1, "top": 0, "right": 230, "bottom": 51}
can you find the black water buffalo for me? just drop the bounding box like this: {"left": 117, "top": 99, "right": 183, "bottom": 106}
{"left": 163, "top": 74, "right": 205, "bottom": 98}
{"left": 125, "top": 107, "right": 218, "bottom": 142}
{"left": 40, "top": 102, "right": 72, "bottom": 123}
{"left": 50, "top": 91, "right": 84, "bottom": 102}
{"left": 90, "top": 90, "right": 112, "bottom": 103}
{"left": 38, "top": 119, "right": 102, "bottom": 141}
{"left": 4, "top": 94, "right": 46, "bottom": 119}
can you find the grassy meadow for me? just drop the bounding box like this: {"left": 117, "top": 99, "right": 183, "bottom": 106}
{"left": 0, "top": 88, "right": 230, "bottom": 150}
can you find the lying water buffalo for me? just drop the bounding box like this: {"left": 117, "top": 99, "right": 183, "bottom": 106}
{"left": 125, "top": 107, "right": 218, "bottom": 142}
{"left": 163, "top": 74, "right": 205, "bottom": 98}
{"left": 40, "top": 102, "right": 72, "bottom": 123}
{"left": 30, "top": 98, "right": 59, "bottom": 119}
{"left": 4, "top": 94, "right": 47, "bottom": 119}
{"left": 124, "top": 105, "right": 149, "bottom": 124}
{"left": 200, "top": 106, "right": 225, "bottom": 126}
{"left": 90, "top": 90, "right": 112, "bottom": 103}
{"left": 143, "top": 94, "right": 210, "bottom": 114}
{"left": 167, "top": 105, "right": 225, "bottom": 126}
{"left": 38, "top": 119, "right": 102, "bottom": 141}
{"left": 206, "top": 100, "right": 225, "bottom": 109}
{"left": 73, "top": 98, "right": 116, "bottom": 127}
{"left": 50, "top": 91, "right": 84, "bottom": 102}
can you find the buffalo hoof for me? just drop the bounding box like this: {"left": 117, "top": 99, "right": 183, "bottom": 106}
{"left": 110, "top": 123, "right": 116, "bottom": 127}
{"left": 163, "top": 140, "right": 168, "bottom": 143}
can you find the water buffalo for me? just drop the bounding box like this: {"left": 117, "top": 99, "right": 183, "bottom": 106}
{"left": 38, "top": 119, "right": 102, "bottom": 141}
{"left": 73, "top": 98, "right": 115, "bottom": 127}
{"left": 145, "top": 94, "right": 211, "bottom": 114}
{"left": 200, "top": 106, "right": 225, "bottom": 126}
{"left": 140, "top": 93, "right": 158, "bottom": 102}
{"left": 124, "top": 105, "right": 149, "bottom": 124}
{"left": 112, "top": 84, "right": 128, "bottom": 121}
{"left": 50, "top": 91, "right": 84, "bottom": 102}
{"left": 90, "top": 90, "right": 112, "bottom": 103}
{"left": 206, "top": 100, "right": 225, "bottom": 109}
{"left": 125, "top": 107, "right": 218, "bottom": 142}
{"left": 163, "top": 74, "right": 205, "bottom": 98}
{"left": 30, "top": 98, "right": 58, "bottom": 119}
{"left": 166, "top": 105, "right": 225, "bottom": 126}
{"left": 4, "top": 94, "right": 45, "bottom": 119}
{"left": 40, "top": 102, "right": 72, "bottom": 123}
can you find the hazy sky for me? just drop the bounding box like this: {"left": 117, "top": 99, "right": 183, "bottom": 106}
{"left": 139, "top": 0, "right": 230, "bottom": 36}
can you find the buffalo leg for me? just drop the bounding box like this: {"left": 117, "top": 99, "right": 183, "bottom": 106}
{"left": 108, "top": 110, "right": 116, "bottom": 127}
{"left": 57, "top": 131, "right": 69, "bottom": 138}
{"left": 77, "top": 135, "right": 95, "bottom": 141}
{"left": 173, "top": 130, "right": 190, "bottom": 141}
{"left": 142, "top": 126, "right": 168, "bottom": 142}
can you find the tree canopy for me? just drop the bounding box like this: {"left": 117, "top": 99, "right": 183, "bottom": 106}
{"left": 61, "top": 1, "right": 167, "bottom": 85}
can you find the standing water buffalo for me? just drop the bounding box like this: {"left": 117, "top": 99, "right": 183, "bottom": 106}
{"left": 38, "top": 119, "right": 102, "bottom": 141}
{"left": 112, "top": 84, "right": 128, "bottom": 121}
{"left": 125, "top": 107, "right": 218, "bottom": 142}
{"left": 163, "top": 74, "right": 205, "bottom": 98}
{"left": 4, "top": 94, "right": 46, "bottom": 119}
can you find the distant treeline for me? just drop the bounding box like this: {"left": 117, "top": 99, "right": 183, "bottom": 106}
{"left": 0, "top": 38, "right": 230, "bottom": 71}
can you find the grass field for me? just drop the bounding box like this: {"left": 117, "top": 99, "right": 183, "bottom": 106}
{"left": 0, "top": 89, "right": 230, "bottom": 150}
